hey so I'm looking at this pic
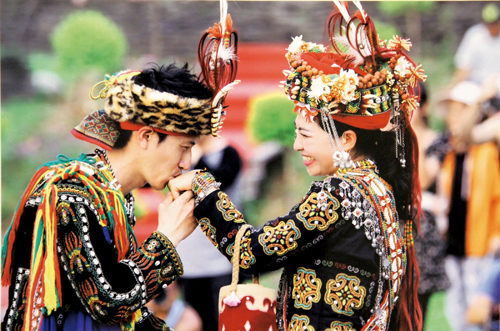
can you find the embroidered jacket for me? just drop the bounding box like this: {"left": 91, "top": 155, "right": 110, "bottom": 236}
{"left": 1, "top": 154, "right": 182, "bottom": 331}
{"left": 194, "top": 160, "right": 406, "bottom": 331}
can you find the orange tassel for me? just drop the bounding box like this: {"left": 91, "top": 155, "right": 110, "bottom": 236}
{"left": 225, "top": 14, "right": 233, "bottom": 32}
{"left": 112, "top": 194, "right": 129, "bottom": 261}
{"left": 1, "top": 166, "right": 51, "bottom": 286}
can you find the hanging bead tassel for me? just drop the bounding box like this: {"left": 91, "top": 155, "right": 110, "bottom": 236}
{"left": 404, "top": 220, "right": 414, "bottom": 248}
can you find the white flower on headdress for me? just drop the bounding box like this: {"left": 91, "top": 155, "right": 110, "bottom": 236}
{"left": 308, "top": 76, "right": 330, "bottom": 99}
{"left": 287, "top": 35, "right": 305, "bottom": 54}
{"left": 394, "top": 57, "right": 411, "bottom": 77}
{"left": 337, "top": 69, "right": 359, "bottom": 104}
{"left": 386, "top": 71, "right": 395, "bottom": 87}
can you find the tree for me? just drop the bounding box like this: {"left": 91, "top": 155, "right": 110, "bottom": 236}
{"left": 247, "top": 92, "right": 296, "bottom": 146}
{"left": 51, "top": 10, "right": 128, "bottom": 79}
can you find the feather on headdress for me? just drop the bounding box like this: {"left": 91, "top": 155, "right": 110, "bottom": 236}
{"left": 75, "top": 0, "right": 241, "bottom": 149}
{"left": 197, "top": 0, "right": 240, "bottom": 137}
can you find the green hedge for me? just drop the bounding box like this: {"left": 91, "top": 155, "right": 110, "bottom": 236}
{"left": 51, "top": 10, "right": 127, "bottom": 78}
{"left": 247, "top": 92, "right": 297, "bottom": 146}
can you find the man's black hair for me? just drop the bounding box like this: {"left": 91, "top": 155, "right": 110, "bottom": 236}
{"left": 112, "top": 63, "right": 212, "bottom": 149}
{"left": 133, "top": 63, "right": 213, "bottom": 99}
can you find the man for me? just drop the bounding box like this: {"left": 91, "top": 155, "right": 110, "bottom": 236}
{"left": 438, "top": 81, "right": 500, "bottom": 331}
{"left": 0, "top": 64, "right": 229, "bottom": 331}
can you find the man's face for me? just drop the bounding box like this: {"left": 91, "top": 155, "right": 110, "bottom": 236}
{"left": 142, "top": 133, "right": 200, "bottom": 190}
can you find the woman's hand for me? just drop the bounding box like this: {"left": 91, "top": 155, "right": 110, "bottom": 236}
{"left": 156, "top": 191, "right": 197, "bottom": 247}
{"left": 168, "top": 170, "right": 199, "bottom": 199}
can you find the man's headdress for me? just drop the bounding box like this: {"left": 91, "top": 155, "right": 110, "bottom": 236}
{"left": 73, "top": 0, "right": 239, "bottom": 149}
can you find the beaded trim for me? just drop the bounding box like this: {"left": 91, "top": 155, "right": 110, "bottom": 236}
{"left": 57, "top": 199, "right": 147, "bottom": 320}
{"left": 151, "top": 231, "right": 184, "bottom": 282}
{"left": 192, "top": 171, "right": 221, "bottom": 206}
{"left": 136, "top": 308, "right": 152, "bottom": 324}
{"left": 4, "top": 268, "right": 30, "bottom": 331}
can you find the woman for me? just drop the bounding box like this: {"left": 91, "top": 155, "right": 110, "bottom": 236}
{"left": 170, "top": 4, "right": 425, "bottom": 331}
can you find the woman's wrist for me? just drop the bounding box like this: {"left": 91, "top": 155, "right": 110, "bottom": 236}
{"left": 191, "top": 170, "right": 221, "bottom": 206}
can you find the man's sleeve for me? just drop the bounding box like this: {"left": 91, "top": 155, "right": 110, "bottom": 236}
{"left": 56, "top": 194, "right": 182, "bottom": 326}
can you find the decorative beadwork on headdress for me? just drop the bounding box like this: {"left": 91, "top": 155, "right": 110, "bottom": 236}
{"left": 281, "top": 3, "right": 427, "bottom": 131}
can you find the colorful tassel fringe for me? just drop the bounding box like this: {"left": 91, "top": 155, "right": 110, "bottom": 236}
{"left": 1, "top": 154, "right": 136, "bottom": 329}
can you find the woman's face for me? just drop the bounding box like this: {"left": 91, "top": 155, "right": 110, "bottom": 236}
{"left": 293, "top": 113, "right": 336, "bottom": 176}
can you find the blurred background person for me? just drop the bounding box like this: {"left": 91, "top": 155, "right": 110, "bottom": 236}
{"left": 412, "top": 82, "right": 450, "bottom": 325}
{"left": 176, "top": 135, "right": 243, "bottom": 331}
{"left": 466, "top": 256, "right": 500, "bottom": 331}
{"left": 466, "top": 257, "right": 500, "bottom": 331}
{"left": 147, "top": 282, "right": 203, "bottom": 331}
{"left": 438, "top": 81, "right": 500, "bottom": 331}
{"left": 452, "top": 3, "right": 500, "bottom": 87}
{"left": 468, "top": 76, "right": 500, "bottom": 147}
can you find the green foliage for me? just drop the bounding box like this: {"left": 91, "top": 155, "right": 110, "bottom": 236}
{"left": 372, "top": 19, "right": 400, "bottom": 41}
{"left": 1, "top": 97, "right": 53, "bottom": 222}
{"left": 247, "top": 92, "right": 297, "bottom": 146}
{"left": 28, "top": 53, "right": 57, "bottom": 73}
{"left": 378, "top": 1, "right": 435, "bottom": 17}
{"left": 51, "top": 10, "right": 127, "bottom": 78}
{"left": 1, "top": 97, "right": 51, "bottom": 159}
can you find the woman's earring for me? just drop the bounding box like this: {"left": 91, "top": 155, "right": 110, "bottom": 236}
{"left": 333, "top": 150, "right": 353, "bottom": 169}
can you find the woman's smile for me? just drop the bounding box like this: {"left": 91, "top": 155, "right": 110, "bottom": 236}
{"left": 302, "top": 155, "right": 315, "bottom": 166}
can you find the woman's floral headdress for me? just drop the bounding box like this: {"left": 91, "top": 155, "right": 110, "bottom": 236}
{"left": 282, "top": 1, "right": 427, "bottom": 164}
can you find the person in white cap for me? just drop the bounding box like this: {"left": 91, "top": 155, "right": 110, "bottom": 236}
{"left": 438, "top": 80, "right": 500, "bottom": 331}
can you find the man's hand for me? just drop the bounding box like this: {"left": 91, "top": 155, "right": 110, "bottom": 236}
{"left": 157, "top": 191, "right": 197, "bottom": 247}
{"left": 168, "top": 170, "right": 199, "bottom": 199}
